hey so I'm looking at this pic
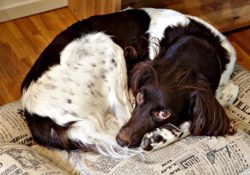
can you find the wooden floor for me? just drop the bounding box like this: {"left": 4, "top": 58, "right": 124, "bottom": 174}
{"left": 0, "top": 7, "right": 249, "bottom": 105}
{"left": 123, "top": 0, "right": 250, "bottom": 32}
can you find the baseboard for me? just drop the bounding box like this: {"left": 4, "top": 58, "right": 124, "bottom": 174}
{"left": 0, "top": 0, "right": 68, "bottom": 22}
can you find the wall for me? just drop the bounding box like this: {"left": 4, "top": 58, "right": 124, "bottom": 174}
{"left": 0, "top": 0, "right": 68, "bottom": 22}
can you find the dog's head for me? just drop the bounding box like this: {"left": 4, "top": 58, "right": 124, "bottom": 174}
{"left": 116, "top": 60, "right": 232, "bottom": 148}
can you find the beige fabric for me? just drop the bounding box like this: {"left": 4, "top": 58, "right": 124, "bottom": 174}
{"left": 0, "top": 65, "right": 249, "bottom": 175}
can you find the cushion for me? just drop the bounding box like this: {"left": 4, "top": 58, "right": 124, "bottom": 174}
{"left": 0, "top": 65, "right": 249, "bottom": 175}
{"left": 0, "top": 101, "right": 32, "bottom": 145}
{"left": 0, "top": 143, "right": 69, "bottom": 174}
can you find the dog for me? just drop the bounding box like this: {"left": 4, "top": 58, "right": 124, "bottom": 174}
{"left": 116, "top": 8, "right": 238, "bottom": 150}
{"left": 21, "top": 8, "right": 238, "bottom": 155}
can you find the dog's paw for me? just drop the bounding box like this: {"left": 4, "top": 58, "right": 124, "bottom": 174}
{"left": 216, "top": 81, "right": 239, "bottom": 107}
{"left": 141, "top": 121, "right": 191, "bottom": 151}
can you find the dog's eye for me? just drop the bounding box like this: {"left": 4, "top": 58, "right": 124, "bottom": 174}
{"left": 152, "top": 110, "right": 172, "bottom": 120}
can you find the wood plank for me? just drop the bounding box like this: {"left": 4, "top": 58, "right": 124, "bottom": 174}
{"left": 0, "top": 0, "right": 67, "bottom": 22}
{"left": 68, "top": 0, "right": 121, "bottom": 19}
{"left": 0, "top": 8, "right": 77, "bottom": 105}
{"left": 227, "top": 28, "right": 250, "bottom": 70}
{"left": 122, "top": 0, "right": 250, "bottom": 32}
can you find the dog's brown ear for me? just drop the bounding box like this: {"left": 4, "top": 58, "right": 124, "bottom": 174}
{"left": 129, "top": 62, "right": 157, "bottom": 96}
{"left": 189, "top": 81, "right": 232, "bottom": 136}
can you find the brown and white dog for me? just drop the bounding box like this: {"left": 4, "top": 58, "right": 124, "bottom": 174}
{"left": 21, "top": 8, "right": 238, "bottom": 156}
{"left": 116, "top": 9, "right": 238, "bottom": 150}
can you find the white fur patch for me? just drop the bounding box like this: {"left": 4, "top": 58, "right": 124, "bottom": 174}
{"left": 22, "top": 32, "right": 139, "bottom": 158}
{"left": 143, "top": 8, "right": 190, "bottom": 60}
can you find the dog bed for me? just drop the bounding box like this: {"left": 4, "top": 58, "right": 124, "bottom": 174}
{"left": 0, "top": 65, "right": 249, "bottom": 175}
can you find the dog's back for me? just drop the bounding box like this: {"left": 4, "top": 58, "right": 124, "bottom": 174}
{"left": 21, "top": 9, "right": 151, "bottom": 92}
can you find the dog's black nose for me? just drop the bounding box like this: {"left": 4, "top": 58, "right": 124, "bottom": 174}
{"left": 116, "top": 133, "right": 142, "bottom": 148}
{"left": 116, "top": 127, "right": 142, "bottom": 148}
{"left": 116, "top": 135, "right": 130, "bottom": 147}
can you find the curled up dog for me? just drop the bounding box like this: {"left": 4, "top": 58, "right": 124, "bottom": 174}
{"left": 21, "top": 8, "right": 239, "bottom": 156}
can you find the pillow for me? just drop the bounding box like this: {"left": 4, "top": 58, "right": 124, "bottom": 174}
{"left": 0, "top": 65, "right": 249, "bottom": 175}
{"left": 226, "top": 65, "right": 250, "bottom": 134}
{"left": 0, "top": 143, "right": 69, "bottom": 174}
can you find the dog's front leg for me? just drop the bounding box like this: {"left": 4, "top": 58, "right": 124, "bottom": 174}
{"left": 141, "top": 121, "right": 191, "bottom": 151}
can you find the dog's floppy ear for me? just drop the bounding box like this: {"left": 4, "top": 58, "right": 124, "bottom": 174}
{"left": 189, "top": 79, "right": 232, "bottom": 136}
{"left": 129, "top": 62, "right": 157, "bottom": 96}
